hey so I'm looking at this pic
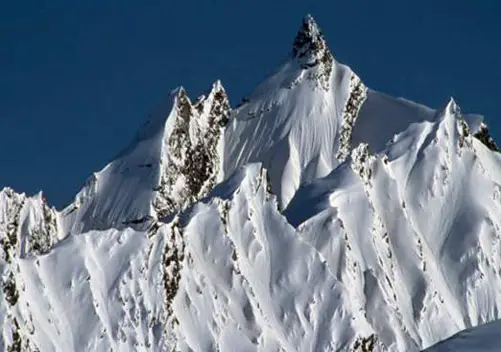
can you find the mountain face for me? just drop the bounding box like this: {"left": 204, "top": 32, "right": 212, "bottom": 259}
{"left": 224, "top": 15, "right": 365, "bottom": 210}
{"left": 60, "top": 81, "right": 230, "bottom": 235}
{"left": 0, "top": 15, "right": 500, "bottom": 352}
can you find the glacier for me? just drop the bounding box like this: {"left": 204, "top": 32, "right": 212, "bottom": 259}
{"left": 1, "top": 14, "right": 500, "bottom": 352}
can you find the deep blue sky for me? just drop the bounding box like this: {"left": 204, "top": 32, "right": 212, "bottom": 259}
{"left": 1, "top": 1, "right": 500, "bottom": 208}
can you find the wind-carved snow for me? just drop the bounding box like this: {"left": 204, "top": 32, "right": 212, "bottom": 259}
{"left": 0, "top": 185, "right": 172, "bottom": 351}
{"left": 167, "top": 164, "right": 377, "bottom": 351}
{"left": 223, "top": 16, "right": 482, "bottom": 211}
{"left": 224, "top": 15, "right": 367, "bottom": 210}
{"left": 285, "top": 99, "right": 501, "bottom": 351}
{"left": 1, "top": 13, "right": 501, "bottom": 352}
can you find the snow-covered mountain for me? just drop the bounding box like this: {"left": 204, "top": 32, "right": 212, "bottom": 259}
{"left": 1, "top": 14, "right": 500, "bottom": 351}
{"left": 424, "top": 319, "right": 501, "bottom": 352}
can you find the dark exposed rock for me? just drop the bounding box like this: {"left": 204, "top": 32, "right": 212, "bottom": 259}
{"left": 337, "top": 74, "right": 368, "bottom": 161}
{"left": 3, "top": 272, "right": 19, "bottom": 306}
{"left": 353, "top": 334, "right": 377, "bottom": 352}
{"left": 292, "top": 14, "right": 333, "bottom": 90}
{"left": 0, "top": 188, "right": 42, "bottom": 351}
{"left": 28, "top": 199, "right": 57, "bottom": 256}
{"left": 122, "top": 216, "right": 153, "bottom": 226}
{"left": 0, "top": 188, "right": 24, "bottom": 263}
{"left": 7, "top": 319, "right": 22, "bottom": 352}
{"left": 474, "top": 123, "right": 499, "bottom": 152}
{"left": 163, "top": 218, "right": 185, "bottom": 317}
{"left": 154, "top": 83, "right": 230, "bottom": 219}
{"left": 292, "top": 14, "right": 330, "bottom": 65}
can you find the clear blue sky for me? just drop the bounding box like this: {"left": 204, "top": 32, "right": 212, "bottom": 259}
{"left": 1, "top": 1, "right": 500, "bottom": 208}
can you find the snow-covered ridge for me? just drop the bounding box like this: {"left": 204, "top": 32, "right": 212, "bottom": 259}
{"left": 0, "top": 188, "right": 60, "bottom": 351}
{"left": 224, "top": 15, "right": 369, "bottom": 209}
{"left": 1, "top": 14, "right": 500, "bottom": 352}
{"left": 60, "top": 81, "right": 230, "bottom": 235}
{"left": 285, "top": 99, "right": 501, "bottom": 350}
{"left": 424, "top": 319, "right": 501, "bottom": 351}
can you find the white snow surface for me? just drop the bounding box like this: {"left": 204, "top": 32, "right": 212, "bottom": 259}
{"left": 0, "top": 14, "right": 499, "bottom": 352}
{"left": 424, "top": 319, "right": 501, "bottom": 352}
{"left": 285, "top": 100, "right": 501, "bottom": 351}
{"left": 223, "top": 53, "right": 355, "bottom": 209}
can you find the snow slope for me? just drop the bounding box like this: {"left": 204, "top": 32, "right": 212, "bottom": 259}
{"left": 167, "top": 164, "right": 376, "bottom": 351}
{"left": 424, "top": 319, "right": 501, "bottom": 352}
{"left": 285, "top": 99, "right": 501, "bottom": 350}
{"left": 224, "top": 15, "right": 367, "bottom": 209}
{"left": 1, "top": 14, "right": 501, "bottom": 352}
{"left": 224, "top": 16, "right": 482, "bottom": 211}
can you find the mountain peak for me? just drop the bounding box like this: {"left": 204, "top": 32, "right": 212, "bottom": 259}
{"left": 211, "top": 79, "right": 224, "bottom": 92}
{"left": 445, "top": 97, "right": 459, "bottom": 115}
{"left": 207, "top": 80, "right": 230, "bottom": 126}
{"left": 170, "top": 86, "right": 186, "bottom": 99}
{"left": 292, "top": 14, "right": 332, "bottom": 68}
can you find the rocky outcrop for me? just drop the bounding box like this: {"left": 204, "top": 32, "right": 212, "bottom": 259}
{"left": 293, "top": 14, "right": 334, "bottom": 90}
{"left": 474, "top": 123, "right": 499, "bottom": 152}
{"left": 154, "top": 82, "right": 230, "bottom": 219}
{"left": 337, "top": 74, "right": 368, "bottom": 161}
{"left": 0, "top": 188, "right": 58, "bottom": 352}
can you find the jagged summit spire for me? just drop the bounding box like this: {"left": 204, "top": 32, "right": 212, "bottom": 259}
{"left": 445, "top": 97, "right": 459, "bottom": 115}
{"left": 292, "top": 14, "right": 332, "bottom": 68}
{"left": 293, "top": 15, "right": 322, "bottom": 56}
{"left": 211, "top": 79, "right": 224, "bottom": 92}
{"left": 207, "top": 80, "right": 230, "bottom": 126}
{"left": 170, "top": 86, "right": 186, "bottom": 99}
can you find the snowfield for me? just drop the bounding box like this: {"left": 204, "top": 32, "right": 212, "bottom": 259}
{"left": 424, "top": 319, "right": 501, "bottom": 352}
{"left": 1, "top": 14, "right": 500, "bottom": 352}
